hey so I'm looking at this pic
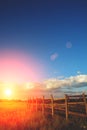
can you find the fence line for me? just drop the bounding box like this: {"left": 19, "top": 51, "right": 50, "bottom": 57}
{"left": 27, "top": 93, "right": 87, "bottom": 120}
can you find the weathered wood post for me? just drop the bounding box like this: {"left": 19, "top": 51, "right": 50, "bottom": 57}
{"left": 65, "top": 94, "right": 68, "bottom": 120}
{"left": 33, "top": 97, "right": 35, "bottom": 109}
{"left": 31, "top": 97, "right": 33, "bottom": 110}
{"left": 83, "top": 93, "right": 87, "bottom": 114}
{"left": 27, "top": 97, "right": 30, "bottom": 109}
{"left": 36, "top": 97, "right": 38, "bottom": 112}
{"left": 29, "top": 97, "right": 32, "bottom": 112}
{"left": 51, "top": 94, "right": 54, "bottom": 117}
{"left": 42, "top": 96, "right": 45, "bottom": 115}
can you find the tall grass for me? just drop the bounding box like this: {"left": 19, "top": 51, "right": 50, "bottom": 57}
{"left": 0, "top": 101, "right": 87, "bottom": 130}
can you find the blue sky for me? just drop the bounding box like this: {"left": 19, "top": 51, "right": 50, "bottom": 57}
{"left": 0, "top": 0, "right": 87, "bottom": 98}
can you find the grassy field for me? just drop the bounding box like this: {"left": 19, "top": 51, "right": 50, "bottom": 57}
{"left": 0, "top": 101, "right": 87, "bottom": 130}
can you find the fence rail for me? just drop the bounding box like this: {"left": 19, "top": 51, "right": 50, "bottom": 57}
{"left": 27, "top": 93, "right": 87, "bottom": 120}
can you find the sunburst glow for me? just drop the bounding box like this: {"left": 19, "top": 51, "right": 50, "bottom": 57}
{"left": 4, "top": 89, "right": 12, "bottom": 97}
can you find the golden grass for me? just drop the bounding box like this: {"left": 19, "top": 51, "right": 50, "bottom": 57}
{"left": 0, "top": 101, "right": 86, "bottom": 130}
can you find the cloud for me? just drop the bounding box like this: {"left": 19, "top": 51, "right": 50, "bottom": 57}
{"left": 22, "top": 75, "right": 87, "bottom": 97}
{"left": 23, "top": 74, "right": 87, "bottom": 97}
{"left": 50, "top": 53, "right": 58, "bottom": 61}
{"left": 44, "top": 74, "right": 87, "bottom": 90}
{"left": 1, "top": 75, "right": 87, "bottom": 99}
{"left": 66, "top": 41, "right": 72, "bottom": 48}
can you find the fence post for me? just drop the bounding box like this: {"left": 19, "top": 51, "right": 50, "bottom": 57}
{"left": 36, "top": 97, "right": 38, "bottom": 112}
{"left": 27, "top": 97, "right": 30, "bottom": 109}
{"left": 65, "top": 94, "right": 68, "bottom": 120}
{"left": 83, "top": 93, "right": 87, "bottom": 114}
{"left": 33, "top": 97, "right": 34, "bottom": 109}
{"left": 51, "top": 94, "right": 54, "bottom": 117}
{"left": 42, "top": 96, "right": 45, "bottom": 115}
{"left": 31, "top": 97, "right": 33, "bottom": 110}
{"left": 29, "top": 97, "right": 32, "bottom": 112}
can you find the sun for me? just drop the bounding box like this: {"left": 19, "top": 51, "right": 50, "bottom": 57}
{"left": 5, "top": 89, "right": 12, "bottom": 97}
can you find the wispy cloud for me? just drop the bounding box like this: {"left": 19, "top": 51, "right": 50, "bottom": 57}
{"left": 50, "top": 53, "right": 58, "bottom": 61}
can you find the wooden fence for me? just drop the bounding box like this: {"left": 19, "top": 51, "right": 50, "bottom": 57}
{"left": 27, "top": 93, "right": 87, "bottom": 120}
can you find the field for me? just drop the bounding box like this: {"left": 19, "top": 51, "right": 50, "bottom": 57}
{"left": 0, "top": 100, "right": 87, "bottom": 130}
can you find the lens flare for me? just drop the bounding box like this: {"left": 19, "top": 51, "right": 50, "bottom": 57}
{"left": 0, "top": 49, "right": 45, "bottom": 83}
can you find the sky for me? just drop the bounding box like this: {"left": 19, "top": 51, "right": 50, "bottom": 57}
{"left": 0, "top": 0, "right": 87, "bottom": 99}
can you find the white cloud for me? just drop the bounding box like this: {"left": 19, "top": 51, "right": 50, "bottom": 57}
{"left": 44, "top": 74, "right": 87, "bottom": 90}
{"left": 50, "top": 53, "right": 58, "bottom": 61}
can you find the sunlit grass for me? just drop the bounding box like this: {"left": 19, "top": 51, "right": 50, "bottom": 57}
{"left": 0, "top": 101, "right": 87, "bottom": 130}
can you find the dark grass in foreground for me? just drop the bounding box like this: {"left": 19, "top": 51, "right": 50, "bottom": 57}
{"left": 0, "top": 101, "right": 87, "bottom": 130}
